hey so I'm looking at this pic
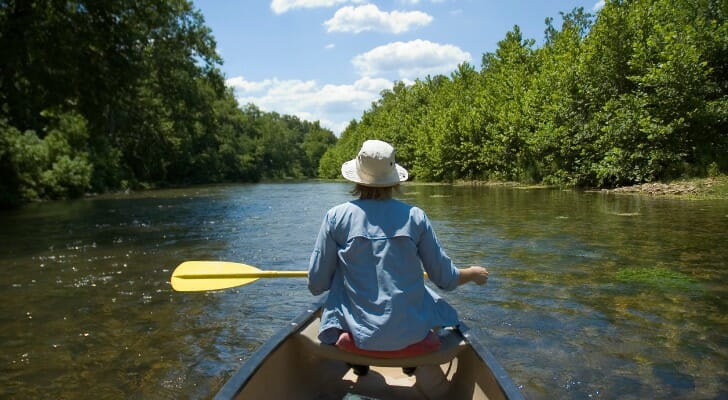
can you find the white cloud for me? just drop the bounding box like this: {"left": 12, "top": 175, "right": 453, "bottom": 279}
{"left": 352, "top": 39, "right": 471, "bottom": 80}
{"left": 398, "top": 0, "right": 449, "bottom": 4}
{"left": 250, "top": 3, "right": 468, "bottom": 134}
{"left": 226, "top": 76, "right": 393, "bottom": 135}
{"left": 593, "top": 0, "right": 605, "bottom": 10}
{"left": 399, "top": 0, "right": 447, "bottom": 4}
{"left": 270, "top": 0, "right": 364, "bottom": 14}
{"left": 226, "top": 76, "right": 273, "bottom": 92}
{"left": 324, "top": 4, "right": 433, "bottom": 34}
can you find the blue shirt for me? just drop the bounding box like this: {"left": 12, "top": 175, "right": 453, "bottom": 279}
{"left": 308, "top": 198, "right": 461, "bottom": 351}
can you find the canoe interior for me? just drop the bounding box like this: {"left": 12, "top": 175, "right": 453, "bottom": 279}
{"left": 215, "top": 301, "right": 524, "bottom": 400}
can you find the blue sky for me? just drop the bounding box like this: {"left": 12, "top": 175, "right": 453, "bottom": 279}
{"left": 192, "top": 1, "right": 605, "bottom": 135}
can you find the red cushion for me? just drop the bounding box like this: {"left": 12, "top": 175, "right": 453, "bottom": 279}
{"left": 335, "top": 331, "right": 441, "bottom": 358}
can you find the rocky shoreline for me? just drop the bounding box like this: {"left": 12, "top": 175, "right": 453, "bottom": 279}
{"left": 608, "top": 177, "right": 726, "bottom": 198}
{"left": 611, "top": 182, "right": 700, "bottom": 195}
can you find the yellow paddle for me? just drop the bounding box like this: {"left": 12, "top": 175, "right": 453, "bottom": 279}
{"left": 171, "top": 261, "right": 308, "bottom": 292}
{"left": 171, "top": 261, "right": 432, "bottom": 292}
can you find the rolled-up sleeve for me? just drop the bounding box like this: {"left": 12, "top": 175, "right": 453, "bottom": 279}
{"left": 416, "top": 213, "right": 460, "bottom": 291}
{"left": 308, "top": 212, "right": 339, "bottom": 295}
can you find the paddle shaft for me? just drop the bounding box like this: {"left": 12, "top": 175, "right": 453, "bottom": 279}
{"left": 174, "top": 271, "right": 308, "bottom": 279}
{"left": 171, "top": 260, "right": 429, "bottom": 292}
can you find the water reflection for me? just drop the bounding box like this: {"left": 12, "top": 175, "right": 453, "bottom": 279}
{"left": 0, "top": 183, "right": 726, "bottom": 399}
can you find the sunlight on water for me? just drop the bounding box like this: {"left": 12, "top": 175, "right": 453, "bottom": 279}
{"left": 0, "top": 183, "right": 726, "bottom": 399}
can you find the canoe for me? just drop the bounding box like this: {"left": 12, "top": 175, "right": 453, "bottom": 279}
{"left": 213, "top": 299, "right": 525, "bottom": 400}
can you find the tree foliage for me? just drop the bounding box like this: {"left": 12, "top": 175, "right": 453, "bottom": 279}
{"left": 320, "top": 0, "right": 727, "bottom": 187}
{"left": 0, "top": 0, "right": 336, "bottom": 207}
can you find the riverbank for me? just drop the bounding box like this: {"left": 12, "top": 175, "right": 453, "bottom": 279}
{"left": 457, "top": 176, "right": 728, "bottom": 200}
{"left": 609, "top": 176, "right": 728, "bottom": 199}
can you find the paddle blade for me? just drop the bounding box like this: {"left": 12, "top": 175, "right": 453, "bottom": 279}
{"left": 171, "top": 261, "right": 263, "bottom": 292}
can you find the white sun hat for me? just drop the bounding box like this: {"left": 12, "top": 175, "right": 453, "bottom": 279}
{"left": 341, "top": 140, "right": 409, "bottom": 187}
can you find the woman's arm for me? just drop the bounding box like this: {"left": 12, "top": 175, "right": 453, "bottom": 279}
{"left": 457, "top": 266, "right": 489, "bottom": 286}
{"left": 308, "top": 213, "right": 339, "bottom": 295}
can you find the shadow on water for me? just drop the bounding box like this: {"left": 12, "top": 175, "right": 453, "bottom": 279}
{"left": 0, "top": 182, "right": 726, "bottom": 399}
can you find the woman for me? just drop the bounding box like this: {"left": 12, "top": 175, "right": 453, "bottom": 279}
{"left": 308, "top": 139, "right": 489, "bottom": 374}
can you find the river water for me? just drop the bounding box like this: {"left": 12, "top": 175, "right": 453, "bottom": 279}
{"left": 0, "top": 182, "right": 726, "bottom": 399}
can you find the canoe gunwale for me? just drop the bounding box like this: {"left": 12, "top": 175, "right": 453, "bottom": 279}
{"left": 212, "top": 299, "right": 323, "bottom": 400}
{"left": 213, "top": 297, "right": 525, "bottom": 400}
{"left": 457, "top": 321, "right": 525, "bottom": 400}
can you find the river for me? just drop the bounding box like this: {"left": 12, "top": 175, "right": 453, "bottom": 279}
{"left": 0, "top": 182, "right": 726, "bottom": 399}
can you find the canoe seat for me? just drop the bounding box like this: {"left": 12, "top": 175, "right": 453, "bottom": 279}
{"left": 295, "top": 316, "right": 468, "bottom": 368}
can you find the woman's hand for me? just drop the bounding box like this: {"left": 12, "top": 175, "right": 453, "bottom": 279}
{"left": 458, "top": 266, "right": 489, "bottom": 286}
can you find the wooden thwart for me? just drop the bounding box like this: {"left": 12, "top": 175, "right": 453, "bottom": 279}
{"left": 295, "top": 316, "right": 468, "bottom": 368}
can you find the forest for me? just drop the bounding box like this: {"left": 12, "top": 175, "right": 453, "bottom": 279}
{"left": 0, "top": 0, "right": 337, "bottom": 208}
{"left": 2, "top": 0, "right": 726, "bottom": 208}
{"left": 319, "top": 0, "right": 727, "bottom": 187}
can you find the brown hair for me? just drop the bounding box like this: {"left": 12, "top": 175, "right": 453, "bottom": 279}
{"left": 351, "top": 184, "right": 400, "bottom": 200}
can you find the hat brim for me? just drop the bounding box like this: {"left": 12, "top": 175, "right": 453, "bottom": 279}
{"left": 341, "top": 159, "right": 409, "bottom": 187}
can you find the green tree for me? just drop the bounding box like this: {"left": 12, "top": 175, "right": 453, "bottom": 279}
{"left": 529, "top": 8, "right": 593, "bottom": 185}
{"left": 580, "top": 0, "right": 727, "bottom": 185}
{"left": 1, "top": 0, "right": 336, "bottom": 207}
{"left": 0, "top": 111, "right": 92, "bottom": 202}
{"left": 479, "top": 26, "right": 538, "bottom": 181}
